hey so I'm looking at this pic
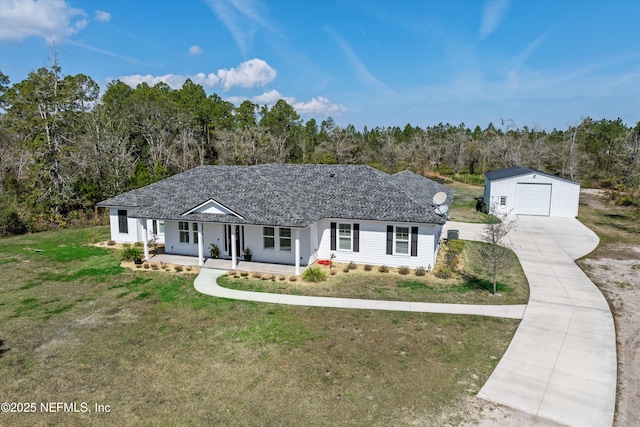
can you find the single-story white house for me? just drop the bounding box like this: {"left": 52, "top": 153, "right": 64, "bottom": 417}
{"left": 97, "top": 164, "right": 454, "bottom": 274}
{"left": 484, "top": 166, "right": 580, "bottom": 217}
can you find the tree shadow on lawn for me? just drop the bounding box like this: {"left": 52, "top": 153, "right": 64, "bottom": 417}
{"left": 460, "top": 274, "right": 512, "bottom": 294}
{"left": 0, "top": 339, "right": 10, "bottom": 358}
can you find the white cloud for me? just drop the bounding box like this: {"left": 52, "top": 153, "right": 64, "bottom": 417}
{"left": 189, "top": 45, "right": 203, "bottom": 55}
{"left": 192, "top": 72, "right": 220, "bottom": 87}
{"left": 68, "top": 39, "right": 153, "bottom": 65}
{"left": 293, "top": 97, "right": 346, "bottom": 116}
{"left": 251, "top": 89, "right": 292, "bottom": 104}
{"left": 479, "top": 0, "right": 511, "bottom": 40}
{"left": 217, "top": 58, "right": 277, "bottom": 91}
{"left": 116, "top": 58, "right": 342, "bottom": 117}
{"left": 0, "top": 0, "right": 86, "bottom": 43}
{"left": 119, "top": 74, "right": 192, "bottom": 89}
{"left": 95, "top": 10, "right": 111, "bottom": 22}
{"left": 325, "top": 26, "right": 394, "bottom": 95}
{"left": 228, "top": 90, "right": 346, "bottom": 117}
{"left": 205, "top": 0, "right": 280, "bottom": 57}
{"left": 118, "top": 58, "right": 274, "bottom": 90}
{"left": 119, "top": 72, "right": 219, "bottom": 89}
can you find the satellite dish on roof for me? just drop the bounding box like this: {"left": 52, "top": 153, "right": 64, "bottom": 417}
{"left": 435, "top": 205, "right": 449, "bottom": 216}
{"left": 432, "top": 191, "right": 447, "bottom": 205}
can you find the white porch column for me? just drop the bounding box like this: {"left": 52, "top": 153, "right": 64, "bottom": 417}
{"left": 142, "top": 219, "right": 149, "bottom": 261}
{"left": 197, "top": 222, "right": 204, "bottom": 266}
{"left": 230, "top": 225, "right": 237, "bottom": 270}
{"left": 294, "top": 228, "right": 300, "bottom": 275}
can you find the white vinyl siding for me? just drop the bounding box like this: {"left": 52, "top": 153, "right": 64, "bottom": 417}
{"left": 108, "top": 208, "right": 139, "bottom": 244}
{"left": 317, "top": 219, "right": 440, "bottom": 269}
{"left": 486, "top": 171, "right": 579, "bottom": 218}
{"left": 243, "top": 225, "right": 308, "bottom": 265}
{"left": 146, "top": 219, "right": 165, "bottom": 244}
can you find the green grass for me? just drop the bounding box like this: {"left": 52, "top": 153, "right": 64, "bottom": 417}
{"left": 0, "top": 226, "right": 520, "bottom": 426}
{"left": 446, "top": 182, "right": 494, "bottom": 223}
{"left": 222, "top": 241, "right": 528, "bottom": 305}
{"left": 577, "top": 192, "right": 640, "bottom": 248}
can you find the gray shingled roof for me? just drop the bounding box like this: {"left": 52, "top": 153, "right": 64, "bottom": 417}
{"left": 485, "top": 166, "right": 578, "bottom": 184}
{"left": 97, "top": 164, "right": 454, "bottom": 227}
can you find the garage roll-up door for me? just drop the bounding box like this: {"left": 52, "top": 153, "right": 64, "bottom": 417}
{"left": 515, "top": 183, "right": 551, "bottom": 216}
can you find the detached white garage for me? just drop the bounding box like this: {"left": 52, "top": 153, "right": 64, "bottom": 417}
{"left": 484, "top": 166, "right": 580, "bottom": 217}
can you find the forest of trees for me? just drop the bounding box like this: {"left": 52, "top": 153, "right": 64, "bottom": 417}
{"left": 1, "top": 59, "right": 639, "bottom": 236}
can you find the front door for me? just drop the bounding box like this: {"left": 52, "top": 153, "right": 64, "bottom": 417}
{"left": 225, "top": 225, "right": 243, "bottom": 257}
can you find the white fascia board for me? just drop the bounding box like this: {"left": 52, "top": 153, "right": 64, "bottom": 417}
{"left": 181, "top": 198, "right": 244, "bottom": 219}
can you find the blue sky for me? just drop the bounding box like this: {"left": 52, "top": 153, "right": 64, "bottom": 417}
{"left": 1, "top": 0, "right": 639, "bottom": 130}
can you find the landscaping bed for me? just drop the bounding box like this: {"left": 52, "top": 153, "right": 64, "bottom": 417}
{"left": 221, "top": 240, "right": 529, "bottom": 305}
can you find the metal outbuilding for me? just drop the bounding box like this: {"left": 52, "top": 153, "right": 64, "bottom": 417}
{"left": 483, "top": 166, "right": 580, "bottom": 217}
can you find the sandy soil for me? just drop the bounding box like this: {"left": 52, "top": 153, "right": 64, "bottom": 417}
{"left": 460, "top": 397, "right": 563, "bottom": 427}
{"left": 580, "top": 245, "right": 640, "bottom": 427}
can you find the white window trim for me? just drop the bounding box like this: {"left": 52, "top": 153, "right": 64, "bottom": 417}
{"left": 263, "top": 227, "right": 275, "bottom": 250}
{"left": 394, "top": 226, "right": 410, "bottom": 256}
{"left": 500, "top": 196, "right": 507, "bottom": 206}
{"left": 192, "top": 222, "right": 199, "bottom": 245}
{"left": 279, "top": 228, "right": 292, "bottom": 252}
{"left": 338, "top": 223, "right": 353, "bottom": 252}
{"left": 178, "top": 221, "right": 190, "bottom": 244}
{"left": 264, "top": 227, "right": 295, "bottom": 251}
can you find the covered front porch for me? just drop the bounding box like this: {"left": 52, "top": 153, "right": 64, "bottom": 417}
{"left": 140, "top": 219, "right": 305, "bottom": 275}
{"left": 149, "top": 253, "right": 304, "bottom": 276}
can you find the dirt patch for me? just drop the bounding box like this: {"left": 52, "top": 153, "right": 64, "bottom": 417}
{"left": 580, "top": 189, "right": 609, "bottom": 210}
{"left": 578, "top": 244, "right": 640, "bottom": 426}
{"left": 460, "top": 396, "right": 563, "bottom": 426}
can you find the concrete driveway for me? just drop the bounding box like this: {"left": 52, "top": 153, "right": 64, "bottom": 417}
{"left": 445, "top": 217, "right": 616, "bottom": 427}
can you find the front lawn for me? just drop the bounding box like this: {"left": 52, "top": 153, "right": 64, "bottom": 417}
{"left": 0, "top": 227, "right": 519, "bottom": 426}
{"left": 221, "top": 240, "right": 529, "bottom": 305}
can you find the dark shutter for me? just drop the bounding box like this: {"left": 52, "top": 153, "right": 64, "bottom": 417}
{"left": 330, "top": 222, "right": 337, "bottom": 250}
{"left": 386, "top": 225, "right": 393, "bottom": 255}
{"left": 353, "top": 224, "right": 360, "bottom": 253}
{"left": 152, "top": 220, "right": 158, "bottom": 235}
{"left": 118, "top": 210, "right": 128, "bottom": 233}
{"left": 411, "top": 227, "right": 418, "bottom": 256}
{"left": 224, "top": 225, "right": 228, "bottom": 252}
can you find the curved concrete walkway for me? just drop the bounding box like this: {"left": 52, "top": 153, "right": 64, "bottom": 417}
{"left": 194, "top": 216, "right": 616, "bottom": 427}
{"left": 194, "top": 269, "right": 526, "bottom": 319}
{"left": 445, "top": 217, "right": 616, "bottom": 427}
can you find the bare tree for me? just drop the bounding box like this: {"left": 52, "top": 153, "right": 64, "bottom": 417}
{"left": 478, "top": 208, "right": 516, "bottom": 294}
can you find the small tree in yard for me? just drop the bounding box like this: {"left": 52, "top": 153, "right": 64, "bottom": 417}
{"left": 478, "top": 210, "right": 516, "bottom": 294}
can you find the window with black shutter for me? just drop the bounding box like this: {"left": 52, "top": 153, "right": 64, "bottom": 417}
{"left": 386, "top": 225, "right": 393, "bottom": 254}
{"left": 118, "top": 210, "right": 128, "bottom": 233}
{"left": 330, "top": 222, "right": 337, "bottom": 251}
{"left": 411, "top": 227, "right": 418, "bottom": 256}
{"left": 353, "top": 224, "right": 360, "bottom": 253}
